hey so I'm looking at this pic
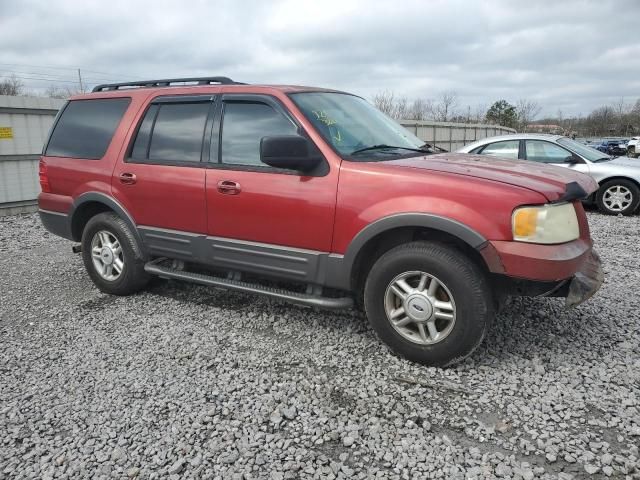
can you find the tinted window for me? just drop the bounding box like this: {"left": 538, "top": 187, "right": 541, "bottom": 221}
{"left": 46, "top": 98, "right": 130, "bottom": 159}
{"left": 221, "top": 102, "right": 297, "bottom": 166}
{"left": 525, "top": 140, "right": 572, "bottom": 163}
{"left": 130, "top": 104, "right": 158, "bottom": 159}
{"left": 147, "top": 103, "right": 210, "bottom": 163}
{"left": 479, "top": 140, "right": 519, "bottom": 159}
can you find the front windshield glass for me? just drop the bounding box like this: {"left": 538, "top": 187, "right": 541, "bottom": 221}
{"left": 557, "top": 137, "right": 609, "bottom": 162}
{"left": 290, "top": 92, "right": 424, "bottom": 159}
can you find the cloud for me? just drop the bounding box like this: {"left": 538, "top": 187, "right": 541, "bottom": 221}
{"left": 0, "top": 0, "right": 638, "bottom": 116}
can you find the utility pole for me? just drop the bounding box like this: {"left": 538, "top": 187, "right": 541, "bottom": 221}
{"left": 77, "top": 68, "right": 84, "bottom": 92}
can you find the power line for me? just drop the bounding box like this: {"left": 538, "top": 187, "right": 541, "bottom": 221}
{"left": 0, "top": 62, "right": 143, "bottom": 80}
{"left": 0, "top": 71, "right": 125, "bottom": 84}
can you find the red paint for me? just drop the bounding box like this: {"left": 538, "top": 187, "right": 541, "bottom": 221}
{"left": 39, "top": 84, "right": 599, "bottom": 283}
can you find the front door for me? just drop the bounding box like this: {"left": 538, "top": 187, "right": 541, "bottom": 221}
{"left": 523, "top": 139, "right": 591, "bottom": 176}
{"left": 205, "top": 94, "right": 339, "bottom": 280}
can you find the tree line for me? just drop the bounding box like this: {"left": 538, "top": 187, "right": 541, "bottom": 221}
{"left": 0, "top": 74, "right": 87, "bottom": 98}
{"left": 373, "top": 90, "right": 640, "bottom": 137}
{"left": 372, "top": 90, "right": 541, "bottom": 131}
{"left": 3, "top": 74, "right": 638, "bottom": 137}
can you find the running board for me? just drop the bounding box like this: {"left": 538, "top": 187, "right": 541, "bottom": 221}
{"left": 144, "top": 259, "right": 353, "bottom": 310}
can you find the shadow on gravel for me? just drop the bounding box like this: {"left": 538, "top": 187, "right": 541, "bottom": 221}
{"left": 132, "top": 274, "right": 610, "bottom": 368}
{"left": 472, "top": 295, "right": 608, "bottom": 364}
{"left": 144, "top": 277, "right": 371, "bottom": 330}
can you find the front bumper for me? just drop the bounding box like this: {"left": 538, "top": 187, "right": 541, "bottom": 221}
{"left": 564, "top": 250, "right": 604, "bottom": 307}
{"left": 493, "top": 249, "right": 603, "bottom": 308}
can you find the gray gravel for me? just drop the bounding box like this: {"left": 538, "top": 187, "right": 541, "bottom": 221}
{"left": 1, "top": 212, "right": 639, "bottom": 480}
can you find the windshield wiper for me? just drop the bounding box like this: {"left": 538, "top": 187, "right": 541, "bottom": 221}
{"left": 420, "top": 143, "right": 448, "bottom": 153}
{"left": 350, "top": 144, "right": 431, "bottom": 156}
{"left": 594, "top": 156, "right": 613, "bottom": 163}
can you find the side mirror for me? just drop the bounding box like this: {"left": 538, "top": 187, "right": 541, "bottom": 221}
{"left": 260, "top": 135, "right": 322, "bottom": 173}
{"left": 565, "top": 154, "right": 581, "bottom": 164}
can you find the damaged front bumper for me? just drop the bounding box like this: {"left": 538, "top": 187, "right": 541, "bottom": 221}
{"left": 493, "top": 249, "right": 604, "bottom": 307}
{"left": 564, "top": 250, "right": 604, "bottom": 308}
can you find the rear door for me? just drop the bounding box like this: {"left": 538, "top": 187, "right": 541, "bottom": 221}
{"left": 112, "top": 95, "right": 214, "bottom": 240}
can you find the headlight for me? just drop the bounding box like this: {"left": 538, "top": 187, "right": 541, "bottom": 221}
{"left": 512, "top": 203, "right": 579, "bottom": 244}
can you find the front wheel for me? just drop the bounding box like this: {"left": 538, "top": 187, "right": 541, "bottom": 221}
{"left": 596, "top": 179, "right": 640, "bottom": 216}
{"left": 363, "top": 241, "right": 493, "bottom": 367}
{"left": 628, "top": 147, "right": 638, "bottom": 158}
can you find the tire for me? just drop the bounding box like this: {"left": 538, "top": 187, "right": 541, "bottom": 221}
{"left": 81, "top": 212, "right": 150, "bottom": 295}
{"left": 596, "top": 179, "right": 640, "bottom": 216}
{"left": 629, "top": 147, "right": 638, "bottom": 158}
{"left": 363, "top": 241, "right": 493, "bottom": 367}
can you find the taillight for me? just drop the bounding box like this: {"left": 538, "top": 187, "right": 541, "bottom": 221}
{"left": 39, "top": 158, "right": 51, "bottom": 193}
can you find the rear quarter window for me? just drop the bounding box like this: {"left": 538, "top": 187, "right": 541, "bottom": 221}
{"left": 45, "top": 98, "right": 131, "bottom": 159}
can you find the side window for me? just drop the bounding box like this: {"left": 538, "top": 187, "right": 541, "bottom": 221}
{"left": 45, "top": 98, "right": 130, "bottom": 159}
{"left": 479, "top": 140, "right": 520, "bottom": 159}
{"left": 525, "top": 140, "right": 572, "bottom": 163}
{"left": 220, "top": 102, "right": 297, "bottom": 167}
{"left": 130, "top": 102, "right": 210, "bottom": 164}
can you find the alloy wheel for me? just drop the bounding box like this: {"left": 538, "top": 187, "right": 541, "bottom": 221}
{"left": 602, "top": 185, "right": 633, "bottom": 212}
{"left": 90, "top": 230, "right": 124, "bottom": 281}
{"left": 384, "top": 271, "right": 456, "bottom": 345}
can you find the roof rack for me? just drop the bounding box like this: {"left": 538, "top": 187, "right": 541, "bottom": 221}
{"left": 92, "top": 76, "right": 243, "bottom": 92}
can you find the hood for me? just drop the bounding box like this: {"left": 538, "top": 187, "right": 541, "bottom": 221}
{"left": 385, "top": 153, "right": 598, "bottom": 202}
{"left": 609, "top": 156, "right": 640, "bottom": 168}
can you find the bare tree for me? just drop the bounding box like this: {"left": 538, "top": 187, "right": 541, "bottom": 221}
{"left": 43, "top": 85, "right": 87, "bottom": 99}
{"left": 406, "top": 98, "right": 433, "bottom": 121}
{"left": 516, "top": 99, "right": 542, "bottom": 132}
{"left": 434, "top": 91, "right": 458, "bottom": 122}
{"left": 395, "top": 96, "right": 409, "bottom": 120}
{"left": 372, "top": 90, "right": 397, "bottom": 117}
{"left": 472, "top": 104, "right": 487, "bottom": 123}
{"left": 0, "top": 75, "right": 25, "bottom": 96}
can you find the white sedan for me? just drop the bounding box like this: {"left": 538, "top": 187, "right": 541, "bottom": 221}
{"left": 458, "top": 133, "right": 640, "bottom": 215}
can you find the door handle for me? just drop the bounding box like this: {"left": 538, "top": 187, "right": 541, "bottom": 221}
{"left": 217, "top": 180, "right": 241, "bottom": 195}
{"left": 119, "top": 172, "right": 137, "bottom": 185}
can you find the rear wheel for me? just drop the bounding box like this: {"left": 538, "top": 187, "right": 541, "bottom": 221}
{"left": 363, "top": 241, "right": 493, "bottom": 367}
{"left": 596, "top": 179, "right": 640, "bottom": 215}
{"left": 628, "top": 146, "right": 638, "bottom": 158}
{"left": 81, "top": 212, "right": 150, "bottom": 295}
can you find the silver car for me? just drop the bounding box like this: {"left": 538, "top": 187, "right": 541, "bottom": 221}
{"left": 457, "top": 133, "right": 640, "bottom": 215}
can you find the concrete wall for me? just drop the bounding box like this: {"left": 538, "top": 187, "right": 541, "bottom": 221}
{"left": 399, "top": 120, "right": 516, "bottom": 152}
{"left": 0, "top": 95, "right": 64, "bottom": 214}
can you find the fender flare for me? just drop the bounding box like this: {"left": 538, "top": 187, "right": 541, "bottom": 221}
{"left": 70, "top": 192, "right": 146, "bottom": 258}
{"left": 325, "top": 213, "right": 488, "bottom": 290}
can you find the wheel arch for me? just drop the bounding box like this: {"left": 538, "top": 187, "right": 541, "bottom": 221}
{"left": 70, "top": 193, "right": 146, "bottom": 258}
{"left": 597, "top": 176, "right": 640, "bottom": 190}
{"left": 326, "top": 214, "right": 492, "bottom": 293}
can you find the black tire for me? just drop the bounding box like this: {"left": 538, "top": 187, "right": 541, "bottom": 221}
{"left": 81, "top": 212, "right": 150, "bottom": 295}
{"left": 364, "top": 241, "right": 493, "bottom": 367}
{"left": 628, "top": 147, "right": 638, "bottom": 159}
{"left": 596, "top": 179, "right": 640, "bottom": 216}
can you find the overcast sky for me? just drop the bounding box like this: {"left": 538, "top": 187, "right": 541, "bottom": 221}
{"left": 1, "top": 0, "right": 638, "bottom": 117}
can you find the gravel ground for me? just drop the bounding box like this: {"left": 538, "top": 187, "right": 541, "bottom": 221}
{"left": 1, "top": 212, "right": 639, "bottom": 480}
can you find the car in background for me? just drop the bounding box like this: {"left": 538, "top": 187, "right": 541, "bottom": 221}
{"left": 458, "top": 134, "right": 640, "bottom": 215}
{"left": 628, "top": 137, "right": 639, "bottom": 158}
{"left": 595, "top": 140, "right": 628, "bottom": 156}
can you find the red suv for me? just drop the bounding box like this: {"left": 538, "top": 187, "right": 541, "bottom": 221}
{"left": 38, "top": 77, "right": 603, "bottom": 366}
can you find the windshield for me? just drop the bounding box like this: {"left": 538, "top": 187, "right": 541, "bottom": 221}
{"left": 290, "top": 92, "right": 424, "bottom": 159}
{"left": 557, "top": 137, "right": 610, "bottom": 162}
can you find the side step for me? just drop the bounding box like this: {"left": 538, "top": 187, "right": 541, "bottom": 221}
{"left": 144, "top": 259, "right": 353, "bottom": 310}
